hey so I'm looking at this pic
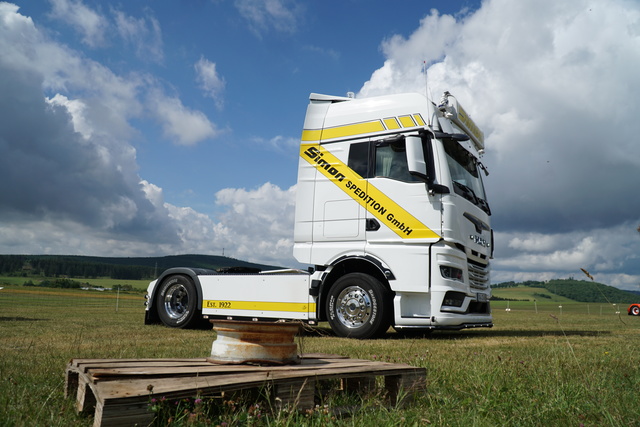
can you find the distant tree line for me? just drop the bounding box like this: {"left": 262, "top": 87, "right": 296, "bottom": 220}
{"left": 0, "top": 255, "right": 154, "bottom": 280}
{"left": 492, "top": 278, "right": 638, "bottom": 303}
{"left": 22, "top": 278, "right": 136, "bottom": 291}
{"left": 490, "top": 296, "right": 529, "bottom": 301}
{"left": 492, "top": 280, "right": 545, "bottom": 289}
{"left": 23, "top": 278, "right": 85, "bottom": 289}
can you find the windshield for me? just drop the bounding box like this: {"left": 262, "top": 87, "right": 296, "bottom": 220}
{"left": 442, "top": 138, "right": 490, "bottom": 214}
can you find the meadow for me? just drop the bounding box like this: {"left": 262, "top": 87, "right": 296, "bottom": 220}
{"left": 0, "top": 285, "right": 638, "bottom": 426}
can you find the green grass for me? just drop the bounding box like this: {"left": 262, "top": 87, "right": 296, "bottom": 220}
{"left": 0, "top": 289, "right": 639, "bottom": 426}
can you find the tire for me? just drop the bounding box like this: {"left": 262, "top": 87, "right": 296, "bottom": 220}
{"left": 155, "top": 275, "right": 200, "bottom": 328}
{"left": 326, "top": 273, "right": 392, "bottom": 339}
{"left": 631, "top": 305, "right": 640, "bottom": 316}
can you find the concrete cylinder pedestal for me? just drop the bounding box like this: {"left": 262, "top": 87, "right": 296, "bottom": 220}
{"left": 208, "top": 320, "right": 301, "bottom": 365}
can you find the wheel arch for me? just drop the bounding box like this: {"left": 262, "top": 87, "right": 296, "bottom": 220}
{"left": 316, "top": 255, "right": 394, "bottom": 322}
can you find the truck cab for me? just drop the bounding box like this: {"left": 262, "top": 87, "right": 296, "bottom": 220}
{"left": 294, "top": 92, "right": 492, "bottom": 337}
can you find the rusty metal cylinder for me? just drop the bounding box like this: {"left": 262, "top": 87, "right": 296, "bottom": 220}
{"left": 208, "top": 320, "right": 301, "bottom": 365}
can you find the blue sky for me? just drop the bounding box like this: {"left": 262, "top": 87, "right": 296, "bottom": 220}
{"left": 1, "top": 0, "right": 640, "bottom": 291}
{"left": 13, "top": 0, "right": 474, "bottom": 213}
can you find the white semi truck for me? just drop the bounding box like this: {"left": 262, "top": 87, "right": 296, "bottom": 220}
{"left": 145, "top": 91, "right": 493, "bottom": 338}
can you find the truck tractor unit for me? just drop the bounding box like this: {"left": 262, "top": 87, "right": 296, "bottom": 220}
{"left": 145, "top": 91, "right": 493, "bottom": 339}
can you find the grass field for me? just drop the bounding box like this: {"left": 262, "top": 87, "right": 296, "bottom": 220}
{"left": 0, "top": 286, "right": 638, "bottom": 426}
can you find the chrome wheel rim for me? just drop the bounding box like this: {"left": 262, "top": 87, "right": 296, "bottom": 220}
{"left": 163, "top": 283, "right": 188, "bottom": 319}
{"left": 335, "top": 286, "right": 372, "bottom": 328}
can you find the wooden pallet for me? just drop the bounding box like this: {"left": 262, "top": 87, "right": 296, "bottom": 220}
{"left": 65, "top": 353, "right": 426, "bottom": 427}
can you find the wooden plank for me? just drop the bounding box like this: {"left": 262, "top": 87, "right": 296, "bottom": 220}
{"left": 70, "top": 358, "right": 210, "bottom": 366}
{"left": 70, "top": 359, "right": 211, "bottom": 373}
{"left": 65, "top": 370, "right": 79, "bottom": 398}
{"left": 94, "top": 398, "right": 153, "bottom": 427}
{"left": 300, "top": 353, "right": 349, "bottom": 359}
{"left": 384, "top": 371, "right": 427, "bottom": 407}
{"left": 82, "top": 359, "right": 410, "bottom": 378}
{"left": 76, "top": 375, "right": 97, "bottom": 415}
{"left": 95, "top": 371, "right": 274, "bottom": 399}
{"left": 85, "top": 357, "right": 408, "bottom": 380}
{"left": 272, "top": 377, "right": 315, "bottom": 409}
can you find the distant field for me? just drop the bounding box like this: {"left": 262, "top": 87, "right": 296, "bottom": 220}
{"left": 491, "top": 286, "right": 636, "bottom": 314}
{"left": 0, "top": 288, "right": 638, "bottom": 426}
{"left": 0, "top": 275, "right": 151, "bottom": 290}
{"left": 491, "top": 286, "right": 574, "bottom": 302}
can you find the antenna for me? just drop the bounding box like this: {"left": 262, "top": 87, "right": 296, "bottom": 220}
{"left": 422, "top": 60, "right": 429, "bottom": 100}
{"left": 423, "top": 60, "right": 434, "bottom": 127}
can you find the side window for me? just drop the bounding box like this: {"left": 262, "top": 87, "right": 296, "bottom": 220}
{"left": 347, "top": 142, "right": 370, "bottom": 178}
{"left": 374, "top": 140, "right": 419, "bottom": 182}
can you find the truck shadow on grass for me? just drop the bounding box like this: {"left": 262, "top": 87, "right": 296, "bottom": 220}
{"left": 300, "top": 326, "right": 610, "bottom": 339}
{"left": 418, "top": 329, "right": 612, "bottom": 340}
{"left": 0, "top": 316, "right": 48, "bottom": 322}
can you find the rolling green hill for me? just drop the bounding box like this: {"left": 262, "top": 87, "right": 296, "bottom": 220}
{"left": 0, "top": 254, "right": 283, "bottom": 280}
{"left": 490, "top": 286, "right": 574, "bottom": 303}
{"left": 492, "top": 278, "right": 638, "bottom": 304}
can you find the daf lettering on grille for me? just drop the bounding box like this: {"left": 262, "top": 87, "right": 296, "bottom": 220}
{"left": 470, "top": 234, "right": 490, "bottom": 248}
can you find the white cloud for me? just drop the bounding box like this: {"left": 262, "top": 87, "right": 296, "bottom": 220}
{"left": 0, "top": 4, "right": 145, "bottom": 140}
{"left": 140, "top": 180, "right": 165, "bottom": 209}
{"left": 48, "top": 0, "right": 108, "bottom": 47}
{"left": 148, "top": 89, "right": 219, "bottom": 146}
{"left": 113, "top": 8, "right": 164, "bottom": 63}
{"left": 498, "top": 236, "right": 598, "bottom": 271}
{"left": 494, "top": 223, "right": 640, "bottom": 290}
{"left": 195, "top": 56, "right": 225, "bottom": 108}
{"left": 0, "top": 3, "right": 284, "bottom": 268}
{"left": 47, "top": 0, "right": 164, "bottom": 62}
{"left": 250, "top": 134, "right": 299, "bottom": 154}
{"left": 357, "top": 0, "right": 640, "bottom": 288}
{"left": 0, "top": 4, "right": 225, "bottom": 256}
{"left": 359, "top": 10, "right": 461, "bottom": 98}
{"left": 234, "top": 0, "right": 300, "bottom": 36}
{"left": 45, "top": 94, "right": 92, "bottom": 139}
{"left": 213, "top": 183, "right": 297, "bottom": 265}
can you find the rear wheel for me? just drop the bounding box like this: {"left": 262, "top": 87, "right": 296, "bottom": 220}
{"left": 326, "top": 273, "right": 392, "bottom": 339}
{"left": 155, "top": 275, "right": 200, "bottom": 328}
{"left": 631, "top": 305, "right": 640, "bottom": 316}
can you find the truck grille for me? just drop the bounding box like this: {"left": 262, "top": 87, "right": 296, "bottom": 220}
{"left": 468, "top": 260, "right": 489, "bottom": 289}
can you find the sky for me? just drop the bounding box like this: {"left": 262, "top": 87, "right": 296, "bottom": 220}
{"left": 1, "top": 0, "right": 639, "bottom": 291}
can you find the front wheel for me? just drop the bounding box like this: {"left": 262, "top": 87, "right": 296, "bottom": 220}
{"left": 155, "top": 275, "right": 200, "bottom": 328}
{"left": 630, "top": 305, "right": 640, "bottom": 316}
{"left": 326, "top": 273, "right": 392, "bottom": 339}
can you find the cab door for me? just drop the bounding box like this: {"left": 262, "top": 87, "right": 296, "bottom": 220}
{"left": 364, "top": 136, "right": 442, "bottom": 244}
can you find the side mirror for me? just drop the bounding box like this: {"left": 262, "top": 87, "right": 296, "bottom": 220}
{"left": 407, "top": 134, "right": 450, "bottom": 194}
{"left": 406, "top": 135, "right": 428, "bottom": 181}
